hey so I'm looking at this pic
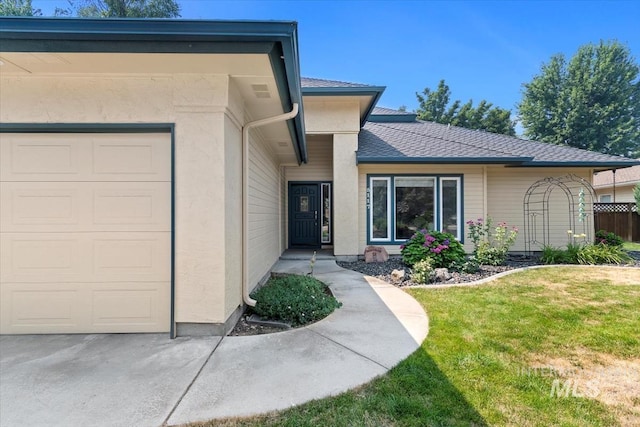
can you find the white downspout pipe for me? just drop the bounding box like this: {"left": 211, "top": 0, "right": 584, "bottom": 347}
{"left": 242, "top": 103, "right": 299, "bottom": 307}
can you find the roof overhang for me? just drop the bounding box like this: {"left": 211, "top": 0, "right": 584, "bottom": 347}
{"left": 511, "top": 160, "right": 640, "bottom": 169}
{"left": 302, "top": 86, "right": 385, "bottom": 127}
{"left": 0, "top": 17, "right": 307, "bottom": 163}
{"left": 356, "top": 156, "right": 533, "bottom": 165}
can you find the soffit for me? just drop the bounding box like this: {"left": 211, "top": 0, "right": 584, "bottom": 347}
{"left": 0, "top": 51, "right": 297, "bottom": 163}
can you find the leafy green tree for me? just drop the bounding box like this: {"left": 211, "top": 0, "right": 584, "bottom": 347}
{"left": 0, "top": 0, "right": 41, "bottom": 16}
{"left": 634, "top": 183, "right": 640, "bottom": 215}
{"left": 519, "top": 41, "right": 640, "bottom": 157}
{"left": 56, "top": 0, "right": 180, "bottom": 18}
{"left": 416, "top": 80, "right": 516, "bottom": 136}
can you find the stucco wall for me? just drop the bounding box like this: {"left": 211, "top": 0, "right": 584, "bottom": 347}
{"left": 0, "top": 73, "right": 240, "bottom": 326}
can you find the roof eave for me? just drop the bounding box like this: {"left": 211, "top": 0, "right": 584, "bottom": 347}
{"left": 0, "top": 16, "right": 308, "bottom": 164}
{"left": 510, "top": 160, "right": 640, "bottom": 168}
{"left": 356, "top": 156, "right": 532, "bottom": 165}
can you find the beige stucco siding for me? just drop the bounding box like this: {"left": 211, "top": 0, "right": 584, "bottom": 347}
{"left": 247, "top": 130, "right": 282, "bottom": 292}
{"left": 357, "top": 164, "right": 485, "bottom": 255}
{"left": 487, "top": 167, "right": 593, "bottom": 251}
{"left": 0, "top": 73, "right": 240, "bottom": 327}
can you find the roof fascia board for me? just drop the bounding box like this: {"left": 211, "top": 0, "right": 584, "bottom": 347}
{"left": 0, "top": 17, "right": 307, "bottom": 164}
{"left": 356, "top": 156, "right": 532, "bottom": 165}
{"left": 368, "top": 114, "right": 417, "bottom": 123}
{"left": 511, "top": 160, "right": 640, "bottom": 168}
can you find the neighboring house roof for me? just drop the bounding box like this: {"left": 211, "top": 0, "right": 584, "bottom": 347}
{"left": 357, "top": 109, "right": 640, "bottom": 168}
{"left": 0, "top": 17, "right": 308, "bottom": 163}
{"left": 593, "top": 165, "right": 640, "bottom": 188}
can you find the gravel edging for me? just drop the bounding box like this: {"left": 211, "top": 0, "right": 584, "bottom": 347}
{"left": 338, "top": 252, "right": 640, "bottom": 288}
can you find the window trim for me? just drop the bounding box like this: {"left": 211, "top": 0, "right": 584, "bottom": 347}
{"left": 366, "top": 174, "right": 464, "bottom": 244}
{"left": 368, "top": 176, "right": 392, "bottom": 242}
{"left": 598, "top": 194, "right": 613, "bottom": 203}
{"left": 439, "top": 177, "right": 462, "bottom": 241}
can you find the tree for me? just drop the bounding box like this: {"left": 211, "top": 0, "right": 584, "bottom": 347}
{"left": 519, "top": 41, "right": 640, "bottom": 157}
{"left": 416, "top": 80, "right": 516, "bottom": 136}
{"left": 634, "top": 183, "right": 640, "bottom": 215}
{"left": 0, "top": 0, "right": 41, "bottom": 16}
{"left": 56, "top": 0, "right": 180, "bottom": 18}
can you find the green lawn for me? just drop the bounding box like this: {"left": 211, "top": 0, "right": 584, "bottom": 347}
{"left": 189, "top": 267, "right": 640, "bottom": 427}
{"left": 623, "top": 241, "right": 640, "bottom": 251}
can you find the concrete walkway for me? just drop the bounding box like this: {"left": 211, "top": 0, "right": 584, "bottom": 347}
{"left": 0, "top": 260, "right": 428, "bottom": 427}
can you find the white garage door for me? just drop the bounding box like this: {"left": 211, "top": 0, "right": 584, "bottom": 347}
{"left": 0, "top": 132, "right": 171, "bottom": 334}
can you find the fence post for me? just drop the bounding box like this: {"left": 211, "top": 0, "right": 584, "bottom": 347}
{"left": 628, "top": 203, "right": 634, "bottom": 242}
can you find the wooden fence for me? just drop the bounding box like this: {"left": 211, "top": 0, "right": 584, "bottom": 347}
{"left": 593, "top": 203, "right": 640, "bottom": 242}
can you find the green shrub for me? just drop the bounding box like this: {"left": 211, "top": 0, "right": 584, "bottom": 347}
{"left": 541, "top": 245, "right": 570, "bottom": 264}
{"left": 251, "top": 275, "right": 341, "bottom": 326}
{"left": 400, "top": 229, "right": 466, "bottom": 268}
{"left": 467, "top": 218, "right": 519, "bottom": 266}
{"left": 412, "top": 258, "right": 435, "bottom": 284}
{"left": 576, "top": 244, "right": 632, "bottom": 265}
{"left": 541, "top": 243, "right": 632, "bottom": 265}
{"left": 595, "top": 230, "right": 624, "bottom": 247}
{"left": 450, "top": 256, "right": 481, "bottom": 273}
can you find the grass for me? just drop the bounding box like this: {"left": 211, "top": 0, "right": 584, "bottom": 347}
{"left": 623, "top": 241, "right": 640, "bottom": 251}
{"left": 187, "top": 267, "right": 640, "bottom": 427}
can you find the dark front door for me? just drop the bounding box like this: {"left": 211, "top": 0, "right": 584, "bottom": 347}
{"left": 289, "top": 183, "right": 320, "bottom": 247}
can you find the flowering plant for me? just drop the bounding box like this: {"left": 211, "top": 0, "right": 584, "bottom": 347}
{"left": 400, "top": 229, "right": 465, "bottom": 268}
{"left": 466, "top": 217, "right": 519, "bottom": 266}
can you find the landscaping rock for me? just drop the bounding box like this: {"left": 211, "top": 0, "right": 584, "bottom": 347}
{"left": 364, "top": 246, "right": 389, "bottom": 263}
{"left": 390, "top": 269, "right": 405, "bottom": 283}
{"left": 434, "top": 268, "right": 452, "bottom": 282}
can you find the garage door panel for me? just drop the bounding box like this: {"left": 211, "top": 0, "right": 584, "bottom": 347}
{"left": 1, "top": 234, "right": 85, "bottom": 282}
{"left": 92, "top": 284, "right": 170, "bottom": 328}
{"left": 0, "top": 282, "right": 168, "bottom": 334}
{"left": 1, "top": 133, "right": 170, "bottom": 182}
{"left": 92, "top": 184, "right": 170, "bottom": 228}
{"left": 93, "top": 233, "right": 171, "bottom": 281}
{"left": 0, "top": 283, "right": 90, "bottom": 334}
{"left": 1, "top": 183, "right": 81, "bottom": 228}
{"left": 0, "top": 133, "right": 83, "bottom": 180}
{"left": 1, "top": 232, "right": 169, "bottom": 283}
{"left": 2, "top": 182, "right": 170, "bottom": 232}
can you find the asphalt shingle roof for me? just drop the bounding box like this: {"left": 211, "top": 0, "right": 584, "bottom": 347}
{"left": 371, "top": 107, "right": 414, "bottom": 116}
{"left": 357, "top": 120, "right": 639, "bottom": 167}
{"left": 301, "top": 77, "right": 374, "bottom": 88}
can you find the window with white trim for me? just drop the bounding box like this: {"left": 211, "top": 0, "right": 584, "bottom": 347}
{"left": 368, "top": 175, "right": 462, "bottom": 242}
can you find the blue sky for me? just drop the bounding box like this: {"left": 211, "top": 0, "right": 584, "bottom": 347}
{"left": 34, "top": 0, "right": 640, "bottom": 117}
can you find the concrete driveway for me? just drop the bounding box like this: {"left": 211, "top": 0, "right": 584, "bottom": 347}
{"left": 0, "top": 260, "right": 428, "bottom": 427}
{"left": 0, "top": 334, "right": 221, "bottom": 426}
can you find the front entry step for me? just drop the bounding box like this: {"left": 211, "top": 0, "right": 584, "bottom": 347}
{"left": 280, "top": 249, "right": 336, "bottom": 260}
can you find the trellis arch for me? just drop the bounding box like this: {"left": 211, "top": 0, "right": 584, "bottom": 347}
{"left": 523, "top": 174, "right": 597, "bottom": 253}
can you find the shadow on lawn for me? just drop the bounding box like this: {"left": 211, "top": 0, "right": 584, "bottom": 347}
{"left": 371, "top": 346, "right": 488, "bottom": 426}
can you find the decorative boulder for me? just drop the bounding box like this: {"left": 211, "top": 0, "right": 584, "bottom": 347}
{"left": 434, "top": 268, "right": 452, "bottom": 282}
{"left": 364, "top": 246, "right": 389, "bottom": 263}
{"left": 391, "top": 269, "right": 405, "bottom": 283}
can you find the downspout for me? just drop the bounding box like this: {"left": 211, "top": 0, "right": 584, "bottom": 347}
{"left": 242, "top": 103, "right": 299, "bottom": 307}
